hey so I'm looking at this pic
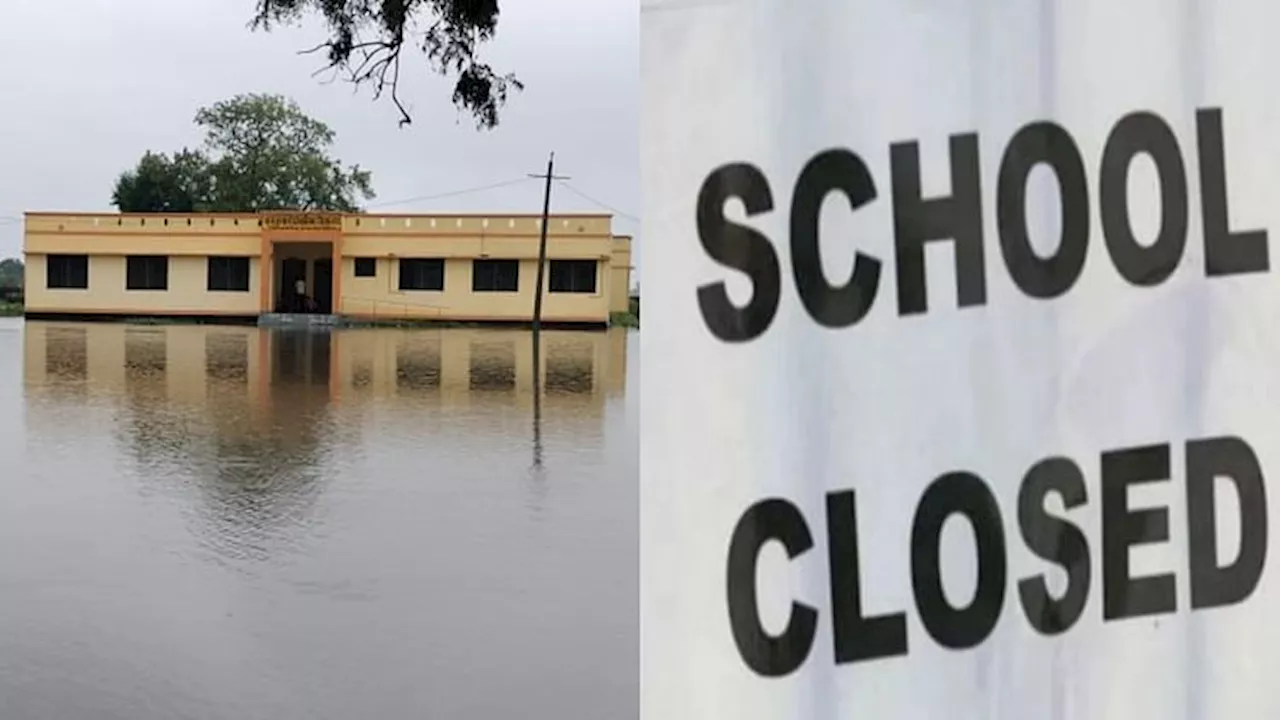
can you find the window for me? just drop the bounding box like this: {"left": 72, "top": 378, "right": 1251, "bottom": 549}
{"left": 354, "top": 257, "right": 377, "bottom": 277}
{"left": 399, "top": 259, "right": 444, "bottom": 291}
{"left": 207, "top": 256, "right": 250, "bottom": 292}
{"left": 472, "top": 259, "right": 519, "bottom": 292}
{"left": 126, "top": 255, "right": 168, "bottom": 291}
{"left": 549, "top": 259, "right": 598, "bottom": 294}
{"left": 46, "top": 254, "right": 88, "bottom": 289}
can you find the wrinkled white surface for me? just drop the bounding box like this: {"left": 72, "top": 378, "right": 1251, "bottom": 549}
{"left": 641, "top": 1, "right": 1280, "bottom": 718}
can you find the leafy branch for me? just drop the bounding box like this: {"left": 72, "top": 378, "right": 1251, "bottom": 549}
{"left": 250, "top": 0, "right": 522, "bottom": 129}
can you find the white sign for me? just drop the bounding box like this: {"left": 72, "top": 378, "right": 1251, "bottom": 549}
{"left": 641, "top": 1, "right": 1280, "bottom": 718}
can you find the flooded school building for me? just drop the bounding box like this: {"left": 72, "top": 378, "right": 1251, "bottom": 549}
{"left": 21, "top": 211, "right": 633, "bottom": 325}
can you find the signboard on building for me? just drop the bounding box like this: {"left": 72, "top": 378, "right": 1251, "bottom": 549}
{"left": 641, "top": 1, "right": 1280, "bottom": 718}
{"left": 261, "top": 212, "right": 343, "bottom": 232}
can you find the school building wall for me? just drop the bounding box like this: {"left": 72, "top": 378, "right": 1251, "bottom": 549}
{"left": 22, "top": 212, "right": 634, "bottom": 324}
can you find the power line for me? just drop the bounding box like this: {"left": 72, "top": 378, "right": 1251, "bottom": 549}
{"left": 554, "top": 180, "right": 639, "bottom": 223}
{"left": 366, "top": 177, "right": 535, "bottom": 209}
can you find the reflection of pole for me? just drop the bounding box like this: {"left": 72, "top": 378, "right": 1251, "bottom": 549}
{"left": 532, "top": 332, "right": 544, "bottom": 467}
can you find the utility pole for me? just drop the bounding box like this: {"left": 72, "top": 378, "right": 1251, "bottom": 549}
{"left": 529, "top": 153, "right": 570, "bottom": 336}
{"left": 528, "top": 152, "right": 569, "bottom": 469}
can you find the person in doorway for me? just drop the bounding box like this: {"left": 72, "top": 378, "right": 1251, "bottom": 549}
{"left": 294, "top": 276, "right": 307, "bottom": 313}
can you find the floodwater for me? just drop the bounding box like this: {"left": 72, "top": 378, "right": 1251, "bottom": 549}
{"left": 0, "top": 318, "right": 636, "bottom": 719}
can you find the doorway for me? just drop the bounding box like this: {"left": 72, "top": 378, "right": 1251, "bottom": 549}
{"left": 314, "top": 259, "right": 333, "bottom": 314}
{"left": 279, "top": 257, "right": 306, "bottom": 312}
{"left": 270, "top": 241, "right": 335, "bottom": 314}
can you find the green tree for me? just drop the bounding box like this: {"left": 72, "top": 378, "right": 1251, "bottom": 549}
{"left": 0, "top": 258, "right": 23, "bottom": 287}
{"left": 249, "top": 0, "right": 520, "bottom": 129}
{"left": 112, "top": 150, "right": 213, "bottom": 212}
{"left": 111, "top": 94, "right": 375, "bottom": 213}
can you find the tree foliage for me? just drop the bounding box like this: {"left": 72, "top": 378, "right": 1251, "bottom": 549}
{"left": 112, "top": 150, "right": 212, "bottom": 213}
{"left": 248, "top": 0, "right": 520, "bottom": 129}
{"left": 111, "top": 93, "right": 375, "bottom": 213}
{"left": 0, "top": 258, "right": 22, "bottom": 288}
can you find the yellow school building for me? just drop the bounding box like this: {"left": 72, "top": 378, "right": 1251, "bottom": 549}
{"left": 22, "top": 211, "right": 633, "bottom": 326}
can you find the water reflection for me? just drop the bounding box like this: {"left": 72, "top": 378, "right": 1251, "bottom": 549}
{"left": 24, "top": 322, "right": 625, "bottom": 411}
{"left": 470, "top": 340, "right": 517, "bottom": 392}
{"left": 45, "top": 326, "right": 88, "bottom": 382}
{"left": 13, "top": 321, "right": 633, "bottom": 719}
{"left": 23, "top": 324, "right": 626, "bottom": 515}
{"left": 532, "top": 334, "right": 545, "bottom": 469}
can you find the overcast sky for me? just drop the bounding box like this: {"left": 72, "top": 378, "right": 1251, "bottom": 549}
{"left": 0, "top": 0, "right": 639, "bottom": 277}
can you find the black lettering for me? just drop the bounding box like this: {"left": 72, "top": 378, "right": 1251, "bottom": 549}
{"left": 1101, "top": 444, "right": 1176, "bottom": 619}
{"left": 790, "top": 150, "right": 883, "bottom": 327}
{"left": 726, "top": 498, "right": 818, "bottom": 677}
{"left": 1100, "top": 111, "right": 1189, "bottom": 286}
{"left": 1197, "top": 108, "right": 1270, "bottom": 276}
{"left": 997, "top": 121, "right": 1090, "bottom": 298}
{"left": 1186, "top": 436, "right": 1268, "bottom": 609}
{"left": 910, "top": 472, "right": 1007, "bottom": 649}
{"left": 695, "top": 164, "right": 782, "bottom": 342}
{"left": 827, "top": 490, "right": 908, "bottom": 663}
{"left": 1017, "top": 457, "right": 1091, "bottom": 635}
{"left": 891, "top": 134, "right": 986, "bottom": 315}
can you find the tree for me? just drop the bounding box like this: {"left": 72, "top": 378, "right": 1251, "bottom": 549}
{"left": 0, "top": 258, "right": 23, "bottom": 287}
{"left": 248, "top": 0, "right": 520, "bottom": 129}
{"left": 111, "top": 150, "right": 213, "bottom": 212}
{"left": 111, "top": 94, "right": 375, "bottom": 213}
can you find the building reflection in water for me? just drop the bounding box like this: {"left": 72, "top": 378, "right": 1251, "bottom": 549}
{"left": 22, "top": 322, "right": 628, "bottom": 563}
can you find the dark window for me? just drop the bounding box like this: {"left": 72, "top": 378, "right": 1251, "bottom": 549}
{"left": 207, "top": 256, "right": 250, "bottom": 292}
{"left": 46, "top": 254, "right": 88, "bottom": 289}
{"left": 399, "top": 259, "right": 444, "bottom": 291}
{"left": 549, "top": 259, "right": 598, "bottom": 294}
{"left": 354, "top": 257, "right": 377, "bottom": 277}
{"left": 126, "top": 256, "right": 168, "bottom": 291}
{"left": 472, "top": 259, "right": 519, "bottom": 292}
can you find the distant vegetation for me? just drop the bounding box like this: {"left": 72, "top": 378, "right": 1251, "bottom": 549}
{"left": 0, "top": 258, "right": 21, "bottom": 288}
{"left": 0, "top": 258, "right": 24, "bottom": 315}
{"left": 610, "top": 297, "right": 639, "bottom": 329}
{"left": 112, "top": 93, "right": 375, "bottom": 213}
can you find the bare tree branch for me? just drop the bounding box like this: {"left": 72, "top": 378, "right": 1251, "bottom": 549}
{"left": 250, "top": 0, "right": 518, "bottom": 129}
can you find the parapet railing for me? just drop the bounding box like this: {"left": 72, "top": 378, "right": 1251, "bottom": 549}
{"left": 24, "top": 212, "right": 617, "bottom": 237}
{"left": 340, "top": 295, "right": 451, "bottom": 319}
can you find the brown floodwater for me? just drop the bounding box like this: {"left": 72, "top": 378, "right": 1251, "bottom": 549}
{"left": 0, "top": 318, "right": 636, "bottom": 719}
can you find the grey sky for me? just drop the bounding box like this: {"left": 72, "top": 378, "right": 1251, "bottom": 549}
{"left": 0, "top": 0, "right": 639, "bottom": 280}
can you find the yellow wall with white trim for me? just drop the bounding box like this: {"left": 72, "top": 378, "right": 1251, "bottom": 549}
{"left": 22, "top": 212, "right": 633, "bottom": 323}
{"left": 24, "top": 253, "right": 263, "bottom": 315}
{"left": 338, "top": 257, "right": 614, "bottom": 322}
